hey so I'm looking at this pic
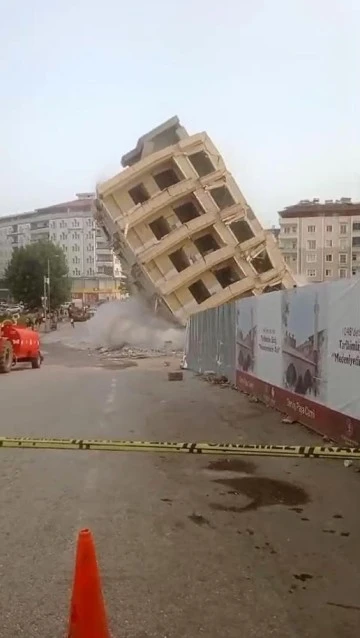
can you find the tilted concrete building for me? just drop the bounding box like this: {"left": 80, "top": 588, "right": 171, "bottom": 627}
{"left": 96, "top": 117, "right": 295, "bottom": 325}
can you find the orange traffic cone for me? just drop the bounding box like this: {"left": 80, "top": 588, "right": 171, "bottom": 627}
{"left": 68, "top": 528, "right": 111, "bottom": 638}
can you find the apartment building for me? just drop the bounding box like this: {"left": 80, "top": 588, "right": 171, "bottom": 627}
{"left": 266, "top": 226, "right": 280, "bottom": 242}
{"left": 96, "top": 116, "right": 295, "bottom": 325}
{"left": 0, "top": 194, "right": 122, "bottom": 283}
{"left": 278, "top": 199, "right": 360, "bottom": 282}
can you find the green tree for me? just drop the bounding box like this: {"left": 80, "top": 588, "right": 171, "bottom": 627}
{"left": 5, "top": 241, "right": 71, "bottom": 309}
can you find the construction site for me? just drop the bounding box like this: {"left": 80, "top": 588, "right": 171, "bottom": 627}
{"left": 1, "top": 119, "right": 359, "bottom": 638}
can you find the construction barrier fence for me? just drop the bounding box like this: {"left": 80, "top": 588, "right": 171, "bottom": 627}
{"left": 185, "top": 278, "right": 360, "bottom": 445}
{"left": 185, "top": 301, "right": 236, "bottom": 384}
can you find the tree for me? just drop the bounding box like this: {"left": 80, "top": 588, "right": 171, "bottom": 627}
{"left": 5, "top": 241, "right": 71, "bottom": 309}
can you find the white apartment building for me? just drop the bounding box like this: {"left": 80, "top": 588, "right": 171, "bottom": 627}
{"left": 0, "top": 193, "right": 122, "bottom": 281}
{"left": 278, "top": 199, "right": 360, "bottom": 282}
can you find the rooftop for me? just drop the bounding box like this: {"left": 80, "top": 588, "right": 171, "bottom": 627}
{"left": 279, "top": 198, "right": 360, "bottom": 219}
{"left": 0, "top": 195, "right": 95, "bottom": 224}
{"left": 120, "top": 115, "right": 188, "bottom": 168}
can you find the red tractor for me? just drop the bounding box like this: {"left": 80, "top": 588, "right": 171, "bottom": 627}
{"left": 0, "top": 320, "right": 43, "bottom": 373}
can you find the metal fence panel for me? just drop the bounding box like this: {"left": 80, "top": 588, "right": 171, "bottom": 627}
{"left": 185, "top": 302, "right": 236, "bottom": 383}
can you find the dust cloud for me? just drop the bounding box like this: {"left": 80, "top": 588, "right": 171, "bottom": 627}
{"left": 87, "top": 298, "right": 185, "bottom": 351}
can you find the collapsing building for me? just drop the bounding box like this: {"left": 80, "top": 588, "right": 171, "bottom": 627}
{"left": 95, "top": 116, "right": 295, "bottom": 325}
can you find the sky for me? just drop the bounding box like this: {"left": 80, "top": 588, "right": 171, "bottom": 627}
{"left": 1, "top": 0, "right": 359, "bottom": 226}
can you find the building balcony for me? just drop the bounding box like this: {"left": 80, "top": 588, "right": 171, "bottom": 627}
{"left": 111, "top": 168, "right": 228, "bottom": 231}
{"left": 158, "top": 245, "right": 234, "bottom": 296}
{"left": 136, "top": 211, "right": 217, "bottom": 263}
{"left": 279, "top": 242, "right": 297, "bottom": 252}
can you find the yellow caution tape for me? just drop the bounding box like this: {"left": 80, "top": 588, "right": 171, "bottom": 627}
{"left": 0, "top": 437, "right": 359, "bottom": 459}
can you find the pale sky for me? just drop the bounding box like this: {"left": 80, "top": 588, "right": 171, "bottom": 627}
{"left": 1, "top": 0, "right": 359, "bottom": 226}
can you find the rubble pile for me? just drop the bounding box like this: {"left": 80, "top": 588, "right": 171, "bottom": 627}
{"left": 87, "top": 298, "right": 185, "bottom": 353}
{"left": 97, "top": 342, "right": 183, "bottom": 360}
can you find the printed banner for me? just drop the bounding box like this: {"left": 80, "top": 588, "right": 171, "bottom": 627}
{"left": 326, "top": 278, "right": 360, "bottom": 417}
{"left": 236, "top": 279, "right": 360, "bottom": 431}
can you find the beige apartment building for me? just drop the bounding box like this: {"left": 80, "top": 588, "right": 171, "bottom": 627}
{"left": 278, "top": 199, "right": 360, "bottom": 282}
{"left": 96, "top": 116, "right": 295, "bottom": 325}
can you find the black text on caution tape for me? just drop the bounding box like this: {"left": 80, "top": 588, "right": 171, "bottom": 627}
{"left": 0, "top": 437, "right": 359, "bottom": 460}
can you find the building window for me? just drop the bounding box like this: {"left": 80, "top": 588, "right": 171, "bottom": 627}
{"left": 306, "top": 253, "right": 317, "bottom": 262}
{"left": 194, "top": 233, "right": 221, "bottom": 256}
{"left": 307, "top": 225, "right": 316, "bottom": 233}
{"left": 353, "top": 222, "right": 360, "bottom": 231}
{"left": 149, "top": 216, "right": 171, "bottom": 240}
{"left": 339, "top": 268, "right": 347, "bottom": 279}
{"left": 283, "top": 226, "right": 290, "bottom": 234}
{"left": 339, "top": 239, "right": 348, "bottom": 250}
{"left": 306, "top": 269, "right": 316, "bottom": 277}
{"left": 168, "top": 248, "right": 190, "bottom": 272}
{"left": 212, "top": 260, "right": 242, "bottom": 288}
{"left": 340, "top": 224, "right": 348, "bottom": 235}
{"left": 307, "top": 240, "right": 316, "bottom": 250}
{"left": 339, "top": 253, "right": 347, "bottom": 264}
{"left": 325, "top": 239, "right": 333, "bottom": 248}
{"left": 251, "top": 250, "right": 273, "bottom": 274}
{"left": 153, "top": 167, "right": 180, "bottom": 190}
{"left": 325, "top": 269, "right": 332, "bottom": 277}
{"left": 352, "top": 237, "right": 360, "bottom": 247}
{"left": 325, "top": 254, "right": 333, "bottom": 262}
{"left": 128, "top": 183, "right": 150, "bottom": 205}
{"left": 173, "top": 200, "right": 201, "bottom": 223}
{"left": 210, "top": 186, "right": 235, "bottom": 210}
{"left": 62, "top": 244, "right": 67, "bottom": 251}
{"left": 188, "top": 280, "right": 211, "bottom": 304}
{"left": 229, "top": 220, "right": 254, "bottom": 243}
{"left": 188, "top": 151, "right": 215, "bottom": 177}
{"left": 326, "top": 225, "right": 332, "bottom": 232}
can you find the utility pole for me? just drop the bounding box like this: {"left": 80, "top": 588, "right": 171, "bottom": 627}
{"left": 43, "top": 259, "right": 50, "bottom": 331}
{"left": 47, "top": 258, "right": 51, "bottom": 316}
{"left": 43, "top": 275, "right": 47, "bottom": 326}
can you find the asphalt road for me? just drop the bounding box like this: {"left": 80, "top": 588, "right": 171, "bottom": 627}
{"left": 0, "top": 338, "right": 359, "bottom": 637}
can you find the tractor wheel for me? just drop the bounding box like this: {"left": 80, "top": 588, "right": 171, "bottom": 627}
{"left": 0, "top": 339, "right": 13, "bottom": 373}
{"left": 31, "top": 352, "right": 42, "bottom": 369}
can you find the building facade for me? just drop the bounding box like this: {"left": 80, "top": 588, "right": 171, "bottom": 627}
{"left": 96, "top": 116, "right": 295, "bottom": 325}
{"left": 278, "top": 199, "right": 360, "bottom": 282}
{"left": 0, "top": 194, "right": 122, "bottom": 286}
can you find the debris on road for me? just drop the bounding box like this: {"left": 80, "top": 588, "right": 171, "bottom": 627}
{"left": 198, "top": 372, "right": 230, "bottom": 386}
{"left": 96, "top": 343, "right": 183, "bottom": 361}
{"left": 168, "top": 371, "right": 183, "bottom": 381}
